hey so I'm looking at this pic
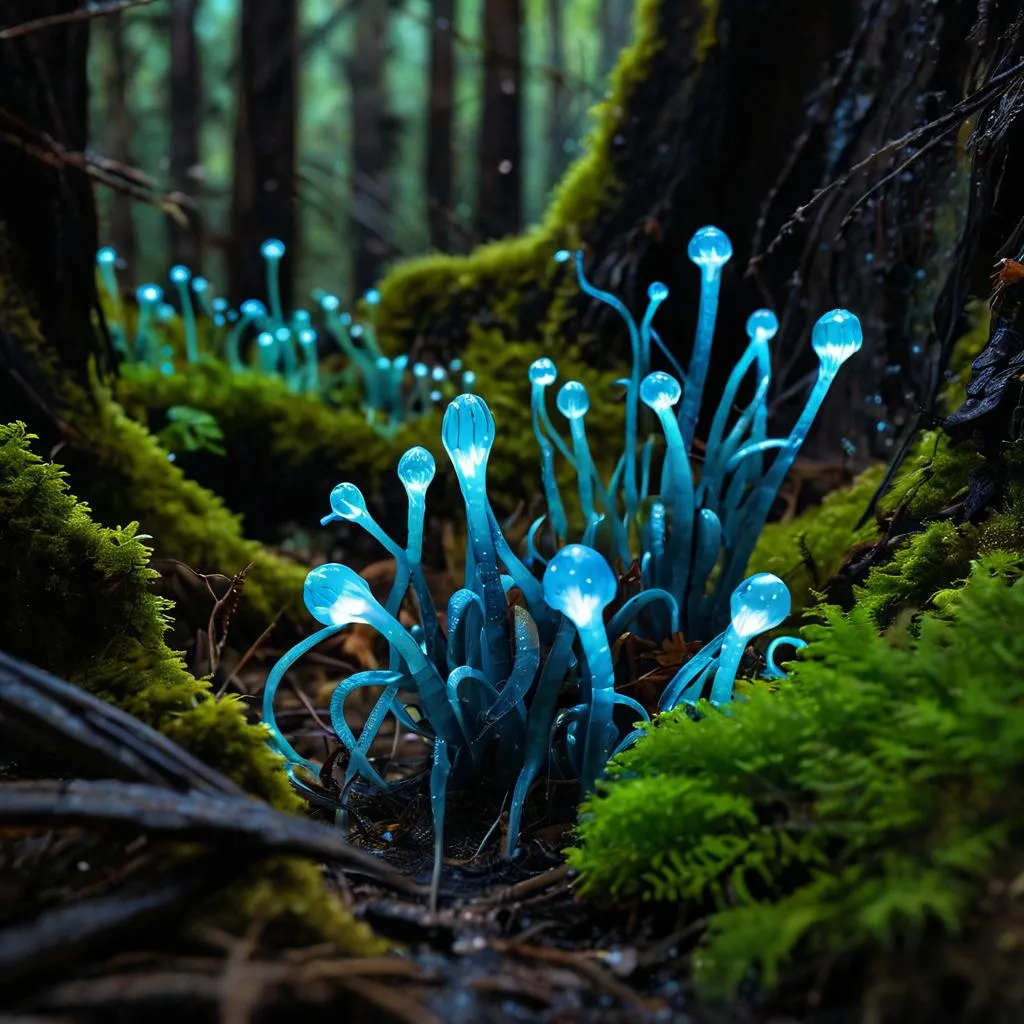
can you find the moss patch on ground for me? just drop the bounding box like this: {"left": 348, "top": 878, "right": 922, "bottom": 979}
{"left": 0, "top": 421, "right": 381, "bottom": 954}
{"left": 570, "top": 553, "right": 1024, "bottom": 1007}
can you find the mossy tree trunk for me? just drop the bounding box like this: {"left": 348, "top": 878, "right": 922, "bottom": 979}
{"left": 378, "top": 0, "right": 1024, "bottom": 464}
{"left": 0, "top": 0, "right": 105, "bottom": 440}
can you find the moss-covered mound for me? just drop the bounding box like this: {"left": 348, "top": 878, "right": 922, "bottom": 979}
{"left": 569, "top": 554, "right": 1024, "bottom": 1009}
{"left": 0, "top": 421, "right": 381, "bottom": 954}
{"left": 113, "top": 329, "right": 626, "bottom": 532}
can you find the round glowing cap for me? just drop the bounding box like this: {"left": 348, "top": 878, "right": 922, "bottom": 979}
{"left": 687, "top": 226, "right": 733, "bottom": 270}
{"left": 169, "top": 265, "right": 191, "bottom": 285}
{"left": 329, "top": 482, "right": 368, "bottom": 521}
{"left": 529, "top": 357, "right": 557, "bottom": 387}
{"left": 647, "top": 281, "right": 669, "bottom": 303}
{"left": 136, "top": 284, "right": 163, "bottom": 304}
{"left": 543, "top": 544, "right": 617, "bottom": 628}
{"left": 556, "top": 381, "right": 590, "bottom": 420}
{"left": 240, "top": 299, "right": 267, "bottom": 319}
{"left": 398, "top": 446, "right": 436, "bottom": 495}
{"left": 746, "top": 309, "right": 779, "bottom": 343}
{"left": 442, "top": 394, "right": 496, "bottom": 477}
{"left": 729, "top": 572, "right": 791, "bottom": 639}
{"left": 260, "top": 238, "right": 286, "bottom": 260}
{"left": 304, "top": 563, "right": 375, "bottom": 626}
{"left": 812, "top": 309, "right": 862, "bottom": 373}
{"left": 639, "top": 371, "right": 682, "bottom": 412}
{"left": 97, "top": 246, "right": 118, "bottom": 265}
{"left": 553, "top": 249, "right": 572, "bottom": 264}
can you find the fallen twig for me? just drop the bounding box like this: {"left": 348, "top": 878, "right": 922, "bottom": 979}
{"left": 0, "top": 1, "right": 157, "bottom": 41}
{"left": 0, "top": 652, "right": 245, "bottom": 798}
{"left": 0, "top": 778, "right": 422, "bottom": 894}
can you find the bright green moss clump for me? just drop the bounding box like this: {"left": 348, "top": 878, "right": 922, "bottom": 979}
{"left": 570, "top": 554, "right": 1024, "bottom": 1000}
{"left": 0, "top": 419, "right": 298, "bottom": 805}
{"left": 746, "top": 464, "right": 884, "bottom": 614}
{"left": 0, "top": 421, "right": 382, "bottom": 954}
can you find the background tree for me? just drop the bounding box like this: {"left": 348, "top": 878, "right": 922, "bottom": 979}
{"left": 427, "top": 0, "right": 456, "bottom": 251}
{"left": 348, "top": 0, "right": 393, "bottom": 292}
{"left": 230, "top": 0, "right": 299, "bottom": 307}
{"left": 168, "top": 0, "right": 203, "bottom": 270}
{"left": 100, "top": 10, "right": 137, "bottom": 271}
{"left": 476, "top": 0, "right": 523, "bottom": 239}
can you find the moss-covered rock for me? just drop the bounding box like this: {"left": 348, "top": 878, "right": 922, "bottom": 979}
{"left": 0, "top": 421, "right": 382, "bottom": 954}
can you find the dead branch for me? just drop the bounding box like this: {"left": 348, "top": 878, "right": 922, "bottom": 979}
{"left": 0, "top": 1, "right": 157, "bottom": 41}
{"left": 0, "top": 651, "right": 246, "bottom": 798}
{"left": 0, "top": 778, "right": 422, "bottom": 893}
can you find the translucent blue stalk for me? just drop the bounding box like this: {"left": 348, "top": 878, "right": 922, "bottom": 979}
{"left": 260, "top": 238, "right": 286, "bottom": 326}
{"left": 506, "top": 615, "right": 576, "bottom": 855}
{"left": 687, "top": 508, "right": 722, "bottom": 636}
{"left": 96, "top": 247, "right": 128, "bottom": 358}
{"left": 429, "top": 736, "right": 451, "bottom": 911}
{"left": 640, "top": 372, "right": 694, "bottom": 608}
{"left": 191, "top": 275, "right": 216, "bottom": 319}
{"left": 134, "top": 284, "right": 163, "bottom": 364}
{"left": 567, "top": 249, "right": 642, "bottom": 526}
{"left": 359, "top": 289, "right": 384, "bottom": 360}
{"left": 169, "top": 265, "right": 199, "bottom": 364}
{"left": 329, "top": 669, "right": 403, "bottom": 789}
{"left": 765, "top": 636, "right": 808, "bottom": 679}
{"left": 557, "top": 381, "right": 600, "bottom": 533}
{"left": 480, "top": 605, "right": 540, "bottom": 732}
{"left": 698, "top": 308, "right": 777, "bottom": 512}
{"left": 720, "top": 310, "right": 862, "bottom": 599}
{"left": 262, "top": 623, "right": 344, "bottom": 771}
{"left": 412, "top": 362, "right": 430, "bottom": 412}
{"left": 321, "top": 482, "right": 410, "bottom": 618}
{"left": 226, "top": 299, "right": 266, "bottom": 371}
{"left": 462, "top": 370, "right": 476, "bottom": 393}
{"left": 639, "top": 281, "right": 668, "bottom": 379}
{"left": 298, "top": 327, "right": 319, "bottom": 392}
{"left": 304, "top": 563, "right": 457, "bottom": 740}
{"left": 441, "top": 395, "right": 511, "bottom": 684}
{"left": 543, "top": 544, "right": 620, "bottom": 793}
{"left": 256, "top": 331, "right": 277, "bottom": 373}
{"left": 709, "top": 573, "right": 790, "bottom": 706}
{"left": 275, "top": 326, "right": 299, "bottom": 389}
{"left": 679, "top": 226, "right": 732, "bottom": 450}
{"left": 398, "top": 446, "right": 444, "bottom": 666}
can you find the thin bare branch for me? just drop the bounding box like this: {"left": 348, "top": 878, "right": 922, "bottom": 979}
{"left": 0, "top": 0, "right": 157, "bottom": 42}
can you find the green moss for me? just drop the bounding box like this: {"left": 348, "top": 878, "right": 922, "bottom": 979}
{"left": 373, "top": 0, "right": 665, "bottom": 349}
{"left": 746, "top": 465, "right": 884, "bottom": 614}
{"left": 0, "top": 421, "right": 381, "bottom": 954}
{"left": 694, "top": 0, "right": 720, "bottom": 62}
{"left": 570, "top": 554, "right": 1024, "bottom": 999}
{"left": 82, "top": 379, "right": 308, "bottom": 627}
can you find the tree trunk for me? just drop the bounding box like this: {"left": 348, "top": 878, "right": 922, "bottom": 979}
{"left": 0, "top": 0, "right": 103, "bottom": 434}
{"left": 102, "top": 11, "right": 137, "bottom": 272}
{"left": 349, "top": 0, "right": 392, "bottom": 293}
{"left": 168, "top": 0, "right": 203, "bottom": 271}
{"left": 427, "top": 0, "right": 455, "bottom": 251}
{"left": 381, "top": 0, "right": 1024, "bottom": 465}
{"left": 230, "top": 0, "right": 298, "bottom": 308}
{"left": 476, "top": 0, "right": 523, "bottom": 240}
{"left": 544, "top": 0, "right": 570, "bottom": 193}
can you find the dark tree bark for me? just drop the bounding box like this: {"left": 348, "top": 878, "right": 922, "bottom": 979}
{"left": 101, "top": 11, "right": 137, "bottom": 271}
{"left": 384, "top": 0, "right": 1024, "bottom": 466}
{"left": 476, "top": 0, "right": 523, "bottom": 240}
{"left": 349, "top": 0, "right": 392, "bottom": 292}
{"left": 545, "top": 0, "right": 571, "bottom": 193}
{"left": 427, "top": 0, "right": 455, "bottom": 251}
{"left": 168, "top": 0, "right": 203, "bottom": 271}
{"left": 230, "top": 0, "right": 298, "bottom": 308}
{"left": 0, "top": 0, "right": 104, "bottom": 434}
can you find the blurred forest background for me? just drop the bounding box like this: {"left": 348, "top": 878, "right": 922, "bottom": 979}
{"left": 88, "top": 0, "right": 633, "bottom": 303}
